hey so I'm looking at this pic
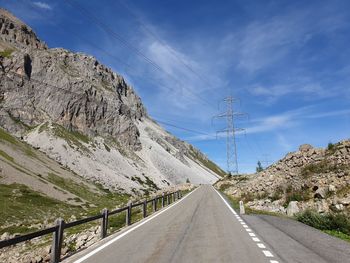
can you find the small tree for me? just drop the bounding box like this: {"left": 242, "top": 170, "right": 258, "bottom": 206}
{"left": 256, "top": 161, "right": 263, "bottom": 172}
{"left": 186, "top": 178, "right": 190, "bottom": 183}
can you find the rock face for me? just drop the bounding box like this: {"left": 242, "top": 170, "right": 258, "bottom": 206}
{"left": 0, "top": 9, "right": 224, "bottom": 194}
{"left": 217, "top": 141, "right": 350, "bottom": 216}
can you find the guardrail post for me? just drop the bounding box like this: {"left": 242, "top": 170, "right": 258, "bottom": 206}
{"left": 126, "top": 202, "right": 132, "bottom": 226}
{"left": 167, "top": 194, "right": 170, "bottom": 205}
{"left": 176, "top": 191, "right": 179, "bottom": 200}
{"left": 162, "top": 193, "right": 165, "bottom": 208}
{"left": 51, "top": 218, "right": 65, "bottom": 263}
{"left": 101, "top": 208, "right": 109, "bottom": 239}
{"left": 239, "top": 200, "right": 245, "bottom": 214}
{"left": 143, "top": 200, "right": 147, "bottom": 218}
{"left": 153, "top": 198, "right": 157, "bottom": 212}
{"left": 173, "top": 192, "right": 175, "bottom": 202}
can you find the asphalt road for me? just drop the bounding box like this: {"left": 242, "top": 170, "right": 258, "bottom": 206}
{"left": 66, "top": 185, "right": 350, "bottom": 263}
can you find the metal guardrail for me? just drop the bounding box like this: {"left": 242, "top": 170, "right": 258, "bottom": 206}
{"left": 0, "top": 190, "right": 183, "bottom": 263}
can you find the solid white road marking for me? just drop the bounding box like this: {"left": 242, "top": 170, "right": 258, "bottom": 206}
{"left": 73, "top": 187, "right": 199, "bottom": 263}
{"left": 262, "top": 250, "right": 274, "bottom": 257}
{"left": 257, "top": 243, "right": 266, "bottom": 248}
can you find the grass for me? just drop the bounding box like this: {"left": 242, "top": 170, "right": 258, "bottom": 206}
{"left": 301, "top": 159, "right": 349, "bottom": 178}
{"left": 46, "top": 172, "right": 130, "bottom": 213}
{"left": 296, "top": 210, "right": 350, "bottom": 242}
{"left": 0, "top": 49, "right": 13, "bottom": 58}
{"left": 0, "top": 183, "right": 83, "bottom": 235}
{"left": 0, "top": 149, "right": 14, "bottom": 162}
{"left": 39, "top": 123, "right": 91, "bottom": 153}
{"left": 187, "top": 145, "right": 226, "bottom": 177}
{"left": 0, "top": 127, "right": 19, "bottom": 145}
{"left": 221, "top": 190, "right": 283, "bottom": 217}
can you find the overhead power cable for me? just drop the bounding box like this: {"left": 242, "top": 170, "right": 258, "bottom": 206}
{"left": 63, "top": 0, "right": 216, "bottom": 109}
{"left": 116, "top": 0, "right": 216, "bottom": 91}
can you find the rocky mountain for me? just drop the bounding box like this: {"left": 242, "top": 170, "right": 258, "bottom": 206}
{"left": 216, "top": 141, "right": 350, "bottom": 216}
{"left": 0, "top": 8, "right": 224, "bottom": 198}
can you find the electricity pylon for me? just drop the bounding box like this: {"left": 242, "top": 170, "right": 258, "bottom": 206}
{"left": 213, "top": 96, "right": 245, "bottom": 175}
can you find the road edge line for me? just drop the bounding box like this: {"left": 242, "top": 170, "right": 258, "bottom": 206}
{"left": 72, "top": 187, "right": 200, "bottom": 263}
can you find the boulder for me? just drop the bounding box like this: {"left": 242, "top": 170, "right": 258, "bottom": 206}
{"left": 299, "top": 144, "right": 313, "bottom": 152}
{"left": 286, "top": 201, "right": 300, "bottom": 216}
{"left": 314, "top": 187, "right": 328, "bottom": 199}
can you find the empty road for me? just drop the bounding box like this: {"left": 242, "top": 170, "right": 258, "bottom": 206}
{"left": 66, "top": 185, "right": 350, "bottom": 263}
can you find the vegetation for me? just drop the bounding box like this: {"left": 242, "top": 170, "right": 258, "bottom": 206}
{"left": 300, "top": 159, "right": 349, "bottom": 178}
{"left": 296, "top": 210, "right": 350, "bottom": 242}
{"left": 0, "top": 49, "right": 13, "bottom": 58}
{"left": 0, "top": 183, "right": 83, "bottom": 235}
{"left": 327, "top": 142, "right": 337, "bottom": 154}
{"left": 218, "top": 183, "right": 232, "bottom": 191}
{"left": 283, "top": 185, "right": 311, "bottom": 207}
{"left": 186, "top": 178, "right": 190, "bottom": 183}
{"left": 188, "top": 145, "right": 226, "bottom": 177}
{"left": 256, "top": 161, "right": 264, "bottom": 172}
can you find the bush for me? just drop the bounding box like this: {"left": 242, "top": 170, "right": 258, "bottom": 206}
{"left": 283, "top": 187, "right": 310, "bottom": 207}
{"left": 296, "top": 210, "right": 350, "bottom": 236}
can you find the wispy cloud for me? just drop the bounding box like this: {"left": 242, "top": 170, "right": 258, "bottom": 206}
{"left": 33, "top": 1, "right": 52, "bottom": 10}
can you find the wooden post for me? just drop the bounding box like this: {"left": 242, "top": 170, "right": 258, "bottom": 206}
{"left": 162, "top": 193, "right": 165, "bottom": 208}
{"left": 167, "top": 194, "right": 170, "bottom": 205}
{"left": 143, "top": 200, "right": 147, "bottom": 218}
{"left": 50, "top": 218, "right": 65, "bottom": 263}
{"left": 153, "top": 198, "right": 157, "bottom": 212}
{"left": 126, "top": 202, "right": 132, "bottom": 226}
{"left": 101, "top": 208, "right": 109, "bottom": 239}
{"left": 177, "top": 191, "right": 179, "bottom": 200}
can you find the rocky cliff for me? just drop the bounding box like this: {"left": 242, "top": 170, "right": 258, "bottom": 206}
{"left": 0, "top": 8, "right": 224, "bottom": 196}
{"left": 216, "top": 141, "right": 350, "bottom": 216}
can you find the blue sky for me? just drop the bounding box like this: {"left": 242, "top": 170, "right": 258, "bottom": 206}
{"left": 2, "top": 0, "right": 350, "bottom": 173}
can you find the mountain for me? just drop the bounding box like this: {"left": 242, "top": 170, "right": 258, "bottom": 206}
{"left": 216, "top": 141, "right": 350, "bottom": 216}
{"left": 0, "top": 7, "right": 224, "bottom": 199}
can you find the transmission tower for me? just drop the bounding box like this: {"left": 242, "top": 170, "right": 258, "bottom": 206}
{"left": 213, "top": 96, "right": 245, "bottom": 175}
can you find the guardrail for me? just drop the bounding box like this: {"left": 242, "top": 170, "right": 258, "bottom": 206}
{"left": 0, "top": 190, "right": 183, "bottom": 263}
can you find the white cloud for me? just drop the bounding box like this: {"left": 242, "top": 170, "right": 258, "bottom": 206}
{"left": 33, "top": 1, "right": 52, "bottom": 10}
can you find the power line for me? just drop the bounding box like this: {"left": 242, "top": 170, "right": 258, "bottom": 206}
{"left": 213, "top": 96, "right": 245, "bottom": 174}
{"left": 63, "top": 0, "right": 216, "bottom": 109}
{"left": 116, "top": 0, "right": 216, "bottom": 91}
{"left": 2, "top": 71, "right": 217, "bottom": 139}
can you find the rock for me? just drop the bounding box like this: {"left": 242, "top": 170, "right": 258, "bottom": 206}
{"left": 340, "top": 197, "right": 350, "bottom": 205}
{"left": 316, "top": 200, "right": 329, "bottom": 213}
{"left": 314, "top": 187, "right": 328, "bottom": 199}
{"left": 0, "top": 232, "right": 10, "bottom": 240}
{"left": 328, "top": 185, "right": 336, "bottom": 193}
{"left": 286, "top": 201, "right": 300, "bottom": 216}
{"left": 299, "top": 144, "right": 313, "bottom": 152}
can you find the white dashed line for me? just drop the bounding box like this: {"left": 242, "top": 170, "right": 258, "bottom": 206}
{"left": 262, "top": 250, "right": 274, "bottom": 257}
{"left": 214, "top": 188, "right": 279, "bottom": 263}
{"left": 257, "top": 243, "right": 266, "bottom": 248}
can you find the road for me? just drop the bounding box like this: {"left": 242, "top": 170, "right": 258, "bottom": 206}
{"left": 66, "top": 185, "right": 350, "bottom": 263}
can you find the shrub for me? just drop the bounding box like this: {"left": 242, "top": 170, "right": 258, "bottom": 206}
{"left": 296, "top": 210, "right": 350, "bottom": 236}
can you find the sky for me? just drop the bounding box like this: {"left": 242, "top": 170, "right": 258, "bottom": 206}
{"left": 2, "top": 0, "right": 350, "bottom": 173}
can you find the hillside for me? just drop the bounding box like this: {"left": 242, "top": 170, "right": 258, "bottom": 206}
{"left": 216, "top": 141, "right": 350, "bottom": 216}
{"left": 0, "top": 7, "right": 223, "bottom": 195}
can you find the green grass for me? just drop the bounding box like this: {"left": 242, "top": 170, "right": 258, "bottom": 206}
{"left": 39, "top": 123, "right": 91, "bottom": 153}
{"left": 221, "top": 191, "right": 282, "bottom": 217}
{"left": 0, "top": 49, "right": 13, "bottom": 58}
{"left": 296, "top": 210, "right": 350, "bottom": 240}
{"left": 0, "top": 183, "right": 83, "bottom": 235}
{"left": 0, "top": 149, "right": 14, "bottom": 162}
{"left": 46, "top": 172, "right": 129, "bottom": 213}
{"left": 187, "top": 145, "right": 226, "bottom": 177}
{"left": 323, "top": 230, "right": 350, "bottom": 242}
{"left": 0, "top": 127, "right": 19, "bottom": 145}
{"left": 301, "top": 159, "right": 349, "bottom": 178}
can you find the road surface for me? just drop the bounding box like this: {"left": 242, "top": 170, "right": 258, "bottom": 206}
{"left": 66, "top": 185, "right": 350, "bottom": 263}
